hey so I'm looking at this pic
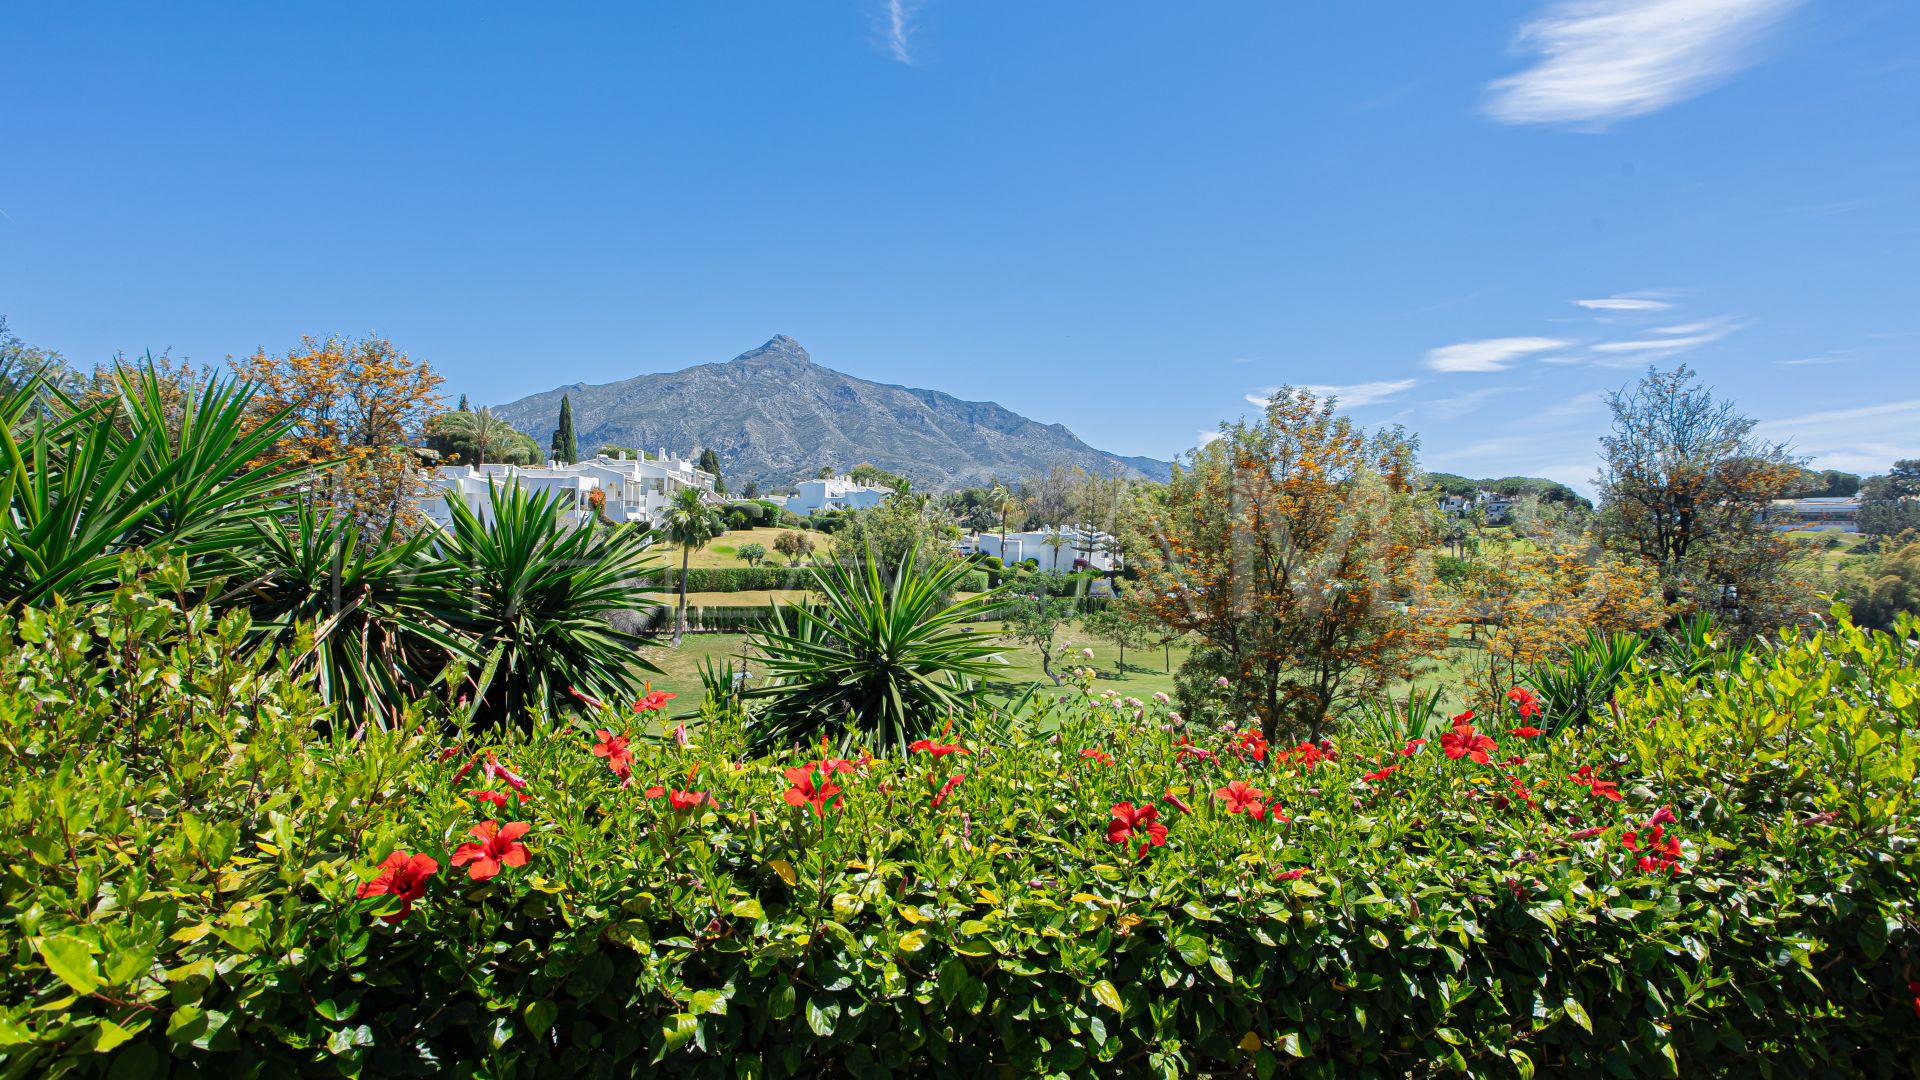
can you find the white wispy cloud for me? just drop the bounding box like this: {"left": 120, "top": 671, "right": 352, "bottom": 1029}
{"left": 883, "top": 0, "right": 917, "bottom": 64}
{"left": 1280, "top": 379, "right": 1421, "bottom": 408}
{"left": 1575, "top": 296, "right": 1672, "bottom": 311}
{"left": 1425, "top": 336, "right": 1567, "bottom": 373}
{"left": 1196, "top": 430, "right": 1225, "bottom": 448}
{"left": 1757, "top": 400, "right": 1920, "bottom": 474}
{"left": 1775, "top": 355, "right": 1849, "bottom": 367}
{"left": 1485, "top": 0, "right": 1803, "bottom": 127}
{"left": 1426, "top": 386, "right": 1522, "bottom": 419}
{"left": 1590, "top": 318, "right": 1739, "bottom": 357}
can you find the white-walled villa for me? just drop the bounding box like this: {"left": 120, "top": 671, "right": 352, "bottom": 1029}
{"left": 971, "top": 526, "right": 1120, "bottom": 572}
{"left": 784, "top": 474, "right": 894, "bottom": 516}
{"left": 420, "top": 450, "right": 722, "bottom": 529}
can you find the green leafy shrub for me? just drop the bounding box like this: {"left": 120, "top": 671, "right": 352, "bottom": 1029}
{"left": 1, "top": 591, "right": 1916, "bottom": 1077}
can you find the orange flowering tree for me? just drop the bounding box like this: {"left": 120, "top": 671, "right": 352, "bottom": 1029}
{"left": 1132, "top": 389, "right": 1449, "bottom": 742}
{"left": 1459, "top": 529, "right": 1666, "bottom": 711}
{"left": 232, "top": 335, "right": 444, "bottom": 531}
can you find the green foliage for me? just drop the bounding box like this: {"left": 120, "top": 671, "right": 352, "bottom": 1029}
{"left": 243, "top": 505, "right": 471, "bottom": 731}
{"left": 425, "top": 407, "right": 542, "bottom": 466}
{"left": 1522, "top": 629, "right": 1649, "bottom": 735}
{"left": 0, "top": 363, "right": 306, "bottom": 608}
{"left": 735, "top": 542, "right": 768, "bottom": 567}
{"left": 1004, "top": 571, "right": 1082, "bottom": 684}
{"left": 2, "top": 589, "right": 1915, "bottom": 1076}
{"left": 1835, "top": 532, "right": 1920, "bottom": 630}
{"left": 435, "top": 482, "right": 662, "bottom": 724}
{"left": 744, "top": 542, "right": 1007, "bottom": 753}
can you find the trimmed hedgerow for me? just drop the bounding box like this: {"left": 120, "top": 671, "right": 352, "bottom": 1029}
{"left": 662, "top": 567, "right": 992, "bottom": 596}
{"left": 1, "top": 590, "right": 1917, "bottom": 1077}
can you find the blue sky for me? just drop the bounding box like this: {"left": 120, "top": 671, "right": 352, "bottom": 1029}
{"left": 3, "top": 1, "right": 1916, "bottom": 492}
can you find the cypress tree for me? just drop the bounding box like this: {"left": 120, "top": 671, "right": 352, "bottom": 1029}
{"left": 550, "top": 394, "right": 578, "bottom": 464}
{"left": 457, "top": 393, "right": 469, "bottom": 412}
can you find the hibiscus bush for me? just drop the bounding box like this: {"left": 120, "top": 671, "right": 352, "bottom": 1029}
{"left": 2, "top": 587, "right": 1918, "bottom": 1077}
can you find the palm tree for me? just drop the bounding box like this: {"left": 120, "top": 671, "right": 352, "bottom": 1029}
{"left": 1041, "top": 528, "right": 1070, "bottom": 572}
{"left": 991, "top": 482, "right": 1020, "bottom": 559}
{"left": 661, "top": 486, "right": 724, "bottom": 645}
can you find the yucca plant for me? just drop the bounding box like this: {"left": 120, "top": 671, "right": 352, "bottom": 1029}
{"left": 1346, "top": 684, "right": 1449, "bottom": 743}
{"left": 240, "top": 505, "right": 473, "bottom": 731}
{"left": 1523, "top": 628, "right": 1648, "bottom": 735}
{"left": 744, "top": 541, "right": 1007, "bottom": 753}
{"left": 432, "top": 482, "right": 662, "bottom": 727}
{"left": 0, "top": 363, "right": 305, "bottom": 608}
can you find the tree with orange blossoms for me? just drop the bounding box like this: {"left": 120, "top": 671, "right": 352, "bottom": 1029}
{"left": 232, "top": 335, "right": 444, "bottom": 532}
{"left": 1132, "top": 389, "right": 1449, "bottom": 742}
{"left": 1459, "top": 517, "right": 1665, "bottom": 712}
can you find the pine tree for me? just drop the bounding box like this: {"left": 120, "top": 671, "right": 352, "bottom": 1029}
{"left": 550, "top": 394, "right": 578, "bottom": 464}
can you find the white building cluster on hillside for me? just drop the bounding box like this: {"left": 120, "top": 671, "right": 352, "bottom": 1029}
{"left": 783, "top": 474, "right": 894, "bottom": 516}
{"left": 419, "top": 449, "right": 721, "bottom": 529}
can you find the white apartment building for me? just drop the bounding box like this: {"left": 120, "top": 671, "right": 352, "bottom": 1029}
{"left": 419, "top": 449, "right": 721, "bottom": 530}
{"left": 784, "top": 474, "right": 894, "bottom": 516}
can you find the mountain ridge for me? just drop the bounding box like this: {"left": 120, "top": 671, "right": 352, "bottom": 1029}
{"left": 491, "top": 336, "right": 1173, "bottom": 491}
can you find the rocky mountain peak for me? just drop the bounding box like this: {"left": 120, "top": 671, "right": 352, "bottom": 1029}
{"left": 491, "top": 338, "right": 1170, "bottom": 490}
{"left": 729, "top": 335, "right": 810, "bottom": 367}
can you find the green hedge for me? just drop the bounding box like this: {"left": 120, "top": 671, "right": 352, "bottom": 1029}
{"left": 659, "top": 567, "right": 990, "bottom": 595}
{"left": 2, "top": 591, "right": 1917, "bottom": 1076}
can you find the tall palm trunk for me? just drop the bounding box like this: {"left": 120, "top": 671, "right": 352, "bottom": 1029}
{"left": 673, "top": 545, "right": 691, "bottom": 646}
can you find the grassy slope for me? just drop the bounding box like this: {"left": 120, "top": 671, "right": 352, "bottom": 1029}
{"left": 651, "top": 527, "right": 820, "bottom": 569}
{"left": 636, "top": 618, "right": 1488, "bottom": 718}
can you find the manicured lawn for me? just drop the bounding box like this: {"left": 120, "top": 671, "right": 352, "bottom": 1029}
{"left": 1786, "top": 528, "right": 1869, "bottom": 574}
{"left": 634, "top": 617, "right": 1487, "bottom": 718}
{"left": 650, "top": 527, "right": 821, "bottom": 569}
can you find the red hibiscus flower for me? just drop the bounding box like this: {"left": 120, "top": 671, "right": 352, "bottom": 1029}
{"left": 816, "top": 757, "right": 859, "bottom": 775}
{"left": 909, "top": 739, "right": 968, "bottom": 758}
{"left": 450, "top": 820, "right": 531, "bottom": 881}
{"left": 635, "top": 688, "right": 677, "bottom": 712}
{"left": 1360, "top": 765, "right": 1400, "bottom": 782}
{"left": 1567, "top": 825, "right": 1607, "bottom": 840}
{"left": 1235, "top": 730, "right": 1269, "bottom": 763}
{"left": 467, "top": 788, "right": 521, "bottom": 809}
{"left": 1214, "top": 780, "right": 1268, "bottom": 815}
{"left": 1440, "top": 723, "right": 1497, "bottom": 764}
{"left": 1509, "top": 725, "right": 1545, "bottom": 738}
{"left": 590, "top": 729, "right": 633, "bottom": 777}
{"left": 568, "top": 686, "right": 607, "bottom": 710}
{"left": 668, "top": 789, "right": 711, "bottom": 811}
{"left": 1643, "top": 805, "right": 1677, "bottom": 828}
{"left": 1622, "top": 823, "right": 1681, "bottom": 872}
{"left": 1080, "top": 748, "right": 1114, "bottom": 766}
{"left": 1450, "top": 710, "right": 1475, "bottom": 726}
{"left": 931, "top": 773, "right": 965, "bottom": 808}
{"left": 1288, "top": 742, "right": 1326, "bottom": 770}
{"left": 1105, "top": 801, "right": 1169, "bottom": 859}
{"left": 1569, "top": 764, "right": 1622, "bottom": 802}
{"left": 1506, "top": 687, "right": 1543, "bottom": 719}
{"left": 1398, "top": 738, "right": 1427, "bottom": 757}
{"left": 1507, "top": 775, "right": 1538, "bottom": 805}
{"left": 1162, "top": 789, "right": 1193, "bottom": 814}
{"left": 1274, "top": 867, "right": 1308, "bottom": 881}
{"left": 643, "top": 785, "right": 666, "bottom": 799}
{"left": 782, "top": 766, "right": 843, "bottom": 815}
{"left": 357, "top": 850, "right": 439, "bottom": 923}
